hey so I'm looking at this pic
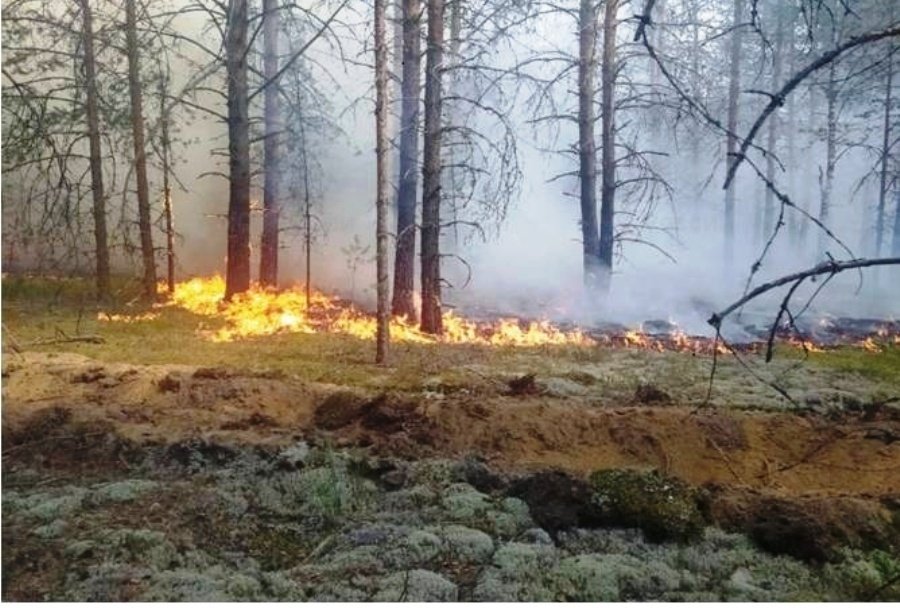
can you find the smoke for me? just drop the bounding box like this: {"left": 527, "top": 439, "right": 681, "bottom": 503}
{"left": 5, "top": 0, "right": 899, "bottom": 334}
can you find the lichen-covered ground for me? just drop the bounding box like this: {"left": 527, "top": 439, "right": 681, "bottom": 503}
{"left": 3, "top": 439, "right": 897, "bottom": 601}
{"left": 2, "top": 277, "right": 899, "bottom": 601}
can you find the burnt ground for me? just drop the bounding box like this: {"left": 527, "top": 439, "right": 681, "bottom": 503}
{"left": 2, "top": 350, "right": 899, "bottom": 601}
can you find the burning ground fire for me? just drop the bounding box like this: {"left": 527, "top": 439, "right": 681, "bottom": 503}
{"left": 96, "top": 276, "right": 899, "bottom": 353}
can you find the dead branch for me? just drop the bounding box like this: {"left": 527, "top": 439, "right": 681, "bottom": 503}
{"left": 28, "top": 334, "right": 105, "bottom": 346}
{"left": 709, "top": 257, "right": 900, "bottom": 330}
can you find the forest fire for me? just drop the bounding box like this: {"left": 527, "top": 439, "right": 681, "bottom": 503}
{"left": 93, "top": 276, "right": 899, "bottom": 354}
{"left": 158, "top": 276, "right": 594, "bottom": 346}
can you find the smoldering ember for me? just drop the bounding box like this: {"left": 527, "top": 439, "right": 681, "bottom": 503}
{"left": 2, "top": 0, "right": 900, "bottom": 603}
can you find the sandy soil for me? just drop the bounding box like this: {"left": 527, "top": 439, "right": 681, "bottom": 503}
{"left": 4, "top": 351, "right": 898, "bottom": 499}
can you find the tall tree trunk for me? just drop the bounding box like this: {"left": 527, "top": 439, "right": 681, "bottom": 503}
{"left": 259, "top": 0, "right": 281, "bottom": 287}
{"left": 578, "top": 0, "right": 601, "bottom": 291}
{"left": 420, "top": 0, "right": 444, "bottom": 334}
{"left": 876, "top": 44, "right": 894, "bottom": 257}
{"left": 392, "top": 0, "right": 422, "bottom": 319}
{"left": 786, "top": 13, "right": 798, "bottom": 247}
{"left": 125, "top": 0, "right": 157, "bottom": 300}
{"left": 763, "top": 4, "right": 784, "bottom": 242}
{"left": 597, "top": 0, "right": 617, "bottom": 291}
{"left": 893, "top": 185, "right": 900, "bottom": 256}
{"left": 224, "top": 0, "right": 251, "bottom": 299}
{"left": 157, "top": 76, "right": 176, "bottom": 292}
{"left": 79, "top": 0, "right": 110, "bottom": 300}
{"left": 375, "top": 0, "right": 391, "bottom": 361}
{"left": 818, "top": 61, "right": 837, "bottom": 255}
{"left": 724, "top": 0, "right": 744, "bottom": 268}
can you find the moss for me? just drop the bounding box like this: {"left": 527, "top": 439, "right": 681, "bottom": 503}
{"left": 372, "top": 569, "right": 458, "bottom": 601}
{"left": 432, "top": 525, "right": 495, "bottom": 563}
{"left": 22, "top": 488, "right": 88, "bottom": 522}
{"left": 90, "top": 479, "right": 159, "bottom": 504}
{"left": 825, "top": 549, "right": 900, "bottom": 600}
{"left": 805, "top": 345, "right": 900, "bottom": 385}
{"left": 246, "top": 525, "right": 310, "bottom": 570}
{"left": 589, "top": 469, "right": 705, "bottom": 542}
{"left": 32, "top": 519, "right": 67, "bottom": 539}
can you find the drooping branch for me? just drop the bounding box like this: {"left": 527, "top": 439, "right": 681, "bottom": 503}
{"left": 708, "top": 257, "right": 900, "bottom": 330}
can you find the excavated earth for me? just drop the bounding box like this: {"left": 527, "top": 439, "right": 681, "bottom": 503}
{"left": 3, "top": 351, "right": 900, "bottom": 600}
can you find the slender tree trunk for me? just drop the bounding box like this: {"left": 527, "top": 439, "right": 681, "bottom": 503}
{"left": 420, "top": 0, "right": 444, "bottom": 334}
{"left": 818, "top": 61, "right": 837, "bottom": 255}
{"left": 876, "top": 46, "right": 894, "bottom": 257}
{"left": 763, "top": 5, "right": 784, "bottom": 242}
{"left": 125, "top": 0, "right": 157, "bottom": 300}
{"left": 893, "top": 185, "right": 900, "bottom": 256}
{"left": 298, "top": 106, "right": 313, "bottom": 311}
{"left": 597, "top": 0, "right": 618, "bottom": 291}
{"left": 724, "top": 0, "right": 744, "bottom": 268}
{"left": 259, "top": 0, "right": 281, "bottom": 287}
{"left": 224, "top": 0, "right": 251, "bottom": 299}
{"left": 786, "top": 13, "right": 798, "bottom": 247}
{"left": 447, "top": 0, "right": 463, "bottom": 248}
{"left": 392, "top": 0, "right": 422, "bottom": 319}
{"left": 578, "top": 0, "right": 601, "bottom": 291}
{"left": 375, "top": 0, "right": 391, "bottom": 361}
{"left": 157, "top": 76, "right": 176, "bottom": 292}
{"left": 79, "top": 0, "right": 110, "bottom": 300}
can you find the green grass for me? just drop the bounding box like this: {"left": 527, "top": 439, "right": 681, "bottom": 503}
{"left": 3, "top": 276, "right": 897, "bottom": 401}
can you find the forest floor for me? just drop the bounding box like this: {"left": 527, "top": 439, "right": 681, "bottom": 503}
{"left": 2, "top": 276, "right": 899, "bottom": 601}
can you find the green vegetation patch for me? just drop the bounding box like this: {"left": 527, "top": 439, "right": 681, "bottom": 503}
{"left": 589, "top": 469, "right": 705, "bottom": 543}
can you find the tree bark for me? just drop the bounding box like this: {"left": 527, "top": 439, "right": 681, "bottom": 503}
{"left": 724, "top": 0, "right": 744, "bottom": 268}
{"left": 818, "top": 60, "right": 837, "bottom": 255}
{"left": 224, "top": 0, "right": 252, "bottom": 299}
{"left": 375, "top": 0, "right": 391, "bottom": 362}
{"left": 578, "top": 0, "right": 601, "bottom": 291}
{"left": 763, "top": 4, "right": 784, "bottom": 243}
{"left": 125, "top": 0, "right": 157, "bottom": 300}
{"left": 159, "top": 85, "right": 176, "bottom": 293}
{"left": 392, "top": 0, "right": 422, "bottom": 319}
{"left": 597, "top": 0, "right": 618, "bottom": 292}
{"left": 259, "top": 0, "right": 282, "bottom": 288}
{"left": 420, "top": 0, "right": 444, "bottom": 334}
{"left": 79, "top": 0, "right": 110, "bottom": 300}
{"left": 876, "top": 44, "right": 893, "bottom": 257}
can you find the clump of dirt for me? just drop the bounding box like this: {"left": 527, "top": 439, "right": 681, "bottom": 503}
{"left": 509, "top": 470, "right": 601, "bottom": 533}
{"left": 634, "top": 383, "right": 671, "bottom": 404}
{"left": 706, "top": 487, "right": 900, "bottom": 562}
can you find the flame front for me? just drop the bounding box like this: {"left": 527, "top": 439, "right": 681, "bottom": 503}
{"left": 161, "top": 276, "right": 593, "bottom": 347}
{"left": 94, "top": 277, "right": 896, "bottom": 353}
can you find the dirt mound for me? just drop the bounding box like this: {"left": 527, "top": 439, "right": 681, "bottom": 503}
{"left": 4, "top": 351, "right": 899, "bottom": 558}
{"left": 706, "top": 487, "right": 900, "bottom": 562}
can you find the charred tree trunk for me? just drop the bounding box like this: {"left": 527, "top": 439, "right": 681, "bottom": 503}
{"left": 597, "top": 0, "right": 618, "bottom": 292}
{"left": 392, "top": 0, "right": 422, "bottom": 319}
{"left": 420, "top": 0, "right": 444, "bottom": 334}
{"left": 578, "top": 0, "right": 601, "bottom": 291}
{"left": 818, "top": 61, "right": 838, "bottom": 255}
{"left": 763, "top": 5, "right": 784, "bottom": 242}
{"left": 125, "top": 0, "right": 157, "bottom": 300}
{"left": 79, "top": 0, "right": 110, "bottom": 300}
{"left": 259, "top": 0, "right": 282, "bottom": 288}
{"left": 375, "top": 0, "right": 391, "bottom": 362}
{"left": 876, "top": 46, "right": 894, "bottom": 257}
{"left": 224, "top": 0, "right": 251, "bottom": 299}
{"left": 724, "top": 0, "right": 743, "bottom": 268}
